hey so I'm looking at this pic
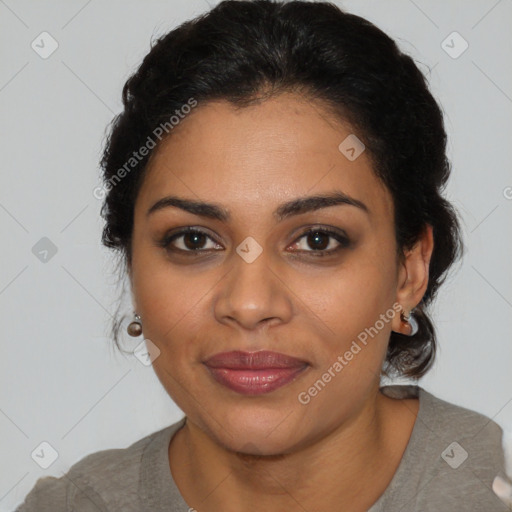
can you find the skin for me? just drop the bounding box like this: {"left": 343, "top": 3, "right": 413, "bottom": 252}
{"left": 128, "top": 91, "right": 434, "bottom": 511}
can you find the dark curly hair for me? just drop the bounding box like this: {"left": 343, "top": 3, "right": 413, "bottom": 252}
{"left": 99, "top": 0, "right": 464, "bottom": 379}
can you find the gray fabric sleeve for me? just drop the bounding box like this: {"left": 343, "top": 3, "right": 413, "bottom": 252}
{"left": 14, "top": 475, "right": 68, "bottom": 512}
{"left": 13, "top": 472, "right": 111, "bottom": 512}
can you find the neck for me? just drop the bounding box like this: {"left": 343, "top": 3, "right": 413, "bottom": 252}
{"left": 169, "top": 388, "right": 418, "bottom": 512}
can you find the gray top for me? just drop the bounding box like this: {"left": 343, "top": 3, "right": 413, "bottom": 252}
{"left": 14, "top": 385, "right": 510, "bottom": 511}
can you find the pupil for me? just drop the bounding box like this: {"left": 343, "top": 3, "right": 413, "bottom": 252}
{"left": 308, "top": 231, "right": 328, "bottom": 250}
{"left": 184, "top": 232, "right": 205, "bottom": 250}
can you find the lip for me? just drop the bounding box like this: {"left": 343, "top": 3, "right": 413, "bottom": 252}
{"left": 203, "top": 350, "right": 309, "bottom": 395}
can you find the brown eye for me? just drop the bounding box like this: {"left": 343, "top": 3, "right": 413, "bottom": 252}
{"left": 291, "top": 227, "right": 350, "bottom": 255}
{"left": 159, "top": 228, "right": 223, "bottom": 253}
{"left": 306, "top": 231, "right": 330, "bottom": 250}
{"left": 181, "top": 231, "right": 208, "bottom": 250}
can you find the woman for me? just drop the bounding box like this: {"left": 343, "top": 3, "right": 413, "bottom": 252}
{"left": 16, "top": 0, "right": 511, "bottom": 510}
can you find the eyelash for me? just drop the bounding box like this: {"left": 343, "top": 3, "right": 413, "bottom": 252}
{"left": 158, "top": 226, "right": 351, "bottom": 258}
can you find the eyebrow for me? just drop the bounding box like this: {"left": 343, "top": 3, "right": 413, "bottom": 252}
{"left": 146, "top": 190, "right": 369, "bottom": 222}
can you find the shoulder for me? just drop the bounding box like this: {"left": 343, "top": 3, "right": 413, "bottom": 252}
{"left": 14, "top": 419, "right": 185, "bottom": 512}
{"left": 418, "top": 386, "right": 505, "bottom": 457}
{"left": 381, "top": 385, "right": 508, "bottom": 510}
{"left": 419, "top": 388, "right": 508, "bottom": 509}
{"left": 383, "top": 384, "right": 504, "bottom": 447}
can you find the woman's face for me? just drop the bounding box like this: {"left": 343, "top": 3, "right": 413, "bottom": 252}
{"left": 130, "top": 92, "right": 413, "bottom": 455}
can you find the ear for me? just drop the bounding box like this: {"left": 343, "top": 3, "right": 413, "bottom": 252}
{"left": 391, "top": 224, "right": 434, "bottom": 335}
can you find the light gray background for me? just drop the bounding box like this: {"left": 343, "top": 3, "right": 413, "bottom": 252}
{"left": 1, "top": 0, "right": 511, "bottom": 509}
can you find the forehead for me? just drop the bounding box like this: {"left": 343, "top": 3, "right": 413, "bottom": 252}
{"left": 136, "top": 93, "right": 393, "bottom": 224}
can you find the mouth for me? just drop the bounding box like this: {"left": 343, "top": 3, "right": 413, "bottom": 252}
{"left": 203, "top": 350, "right": 310, "bottom": 395}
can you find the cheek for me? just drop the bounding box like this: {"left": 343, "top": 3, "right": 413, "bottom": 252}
{"left": 136, "top": 274, "right": 206, "bottom": 344}
{"left": 313, "top": 248, "right": 397, "bottom": 338}
{"left": 133, "top": 265, "right": 212, "bottom": 403}
{"left": 130, "top": 246, "right": 209, "bottom": 353}
{"left": 304, "top": 246, "right": 398, "bottom": 385}
{"left": 292, "top": 258, "right": 397, "bottom": 427}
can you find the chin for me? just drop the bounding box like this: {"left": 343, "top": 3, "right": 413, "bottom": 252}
{"left": 203, "top": 404, "right": 306, "bottom": 456}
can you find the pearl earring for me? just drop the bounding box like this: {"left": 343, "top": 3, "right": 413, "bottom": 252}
{"left": 127, "top": 313, "right": 142, "bottom": 337}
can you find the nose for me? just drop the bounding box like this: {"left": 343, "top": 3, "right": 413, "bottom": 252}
{"left": 213, "top": 248, "right": 294, "bottom": 332}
